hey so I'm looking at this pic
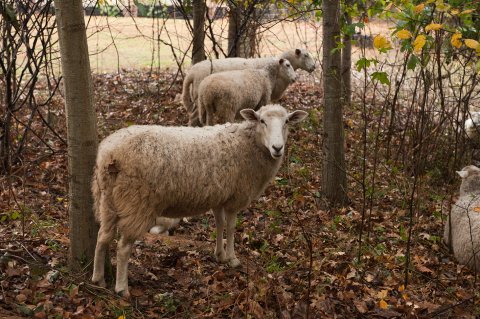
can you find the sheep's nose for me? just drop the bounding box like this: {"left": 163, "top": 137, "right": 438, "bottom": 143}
{"left": 272, "top": 145, "right": 283, "bottom": 153}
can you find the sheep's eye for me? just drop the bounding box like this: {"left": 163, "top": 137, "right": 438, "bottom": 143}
{"left": 285, "top": 119, "right": 289, "bottom": 124}
{"left": 260, "top": 119, "right": 266, "bottom": 125}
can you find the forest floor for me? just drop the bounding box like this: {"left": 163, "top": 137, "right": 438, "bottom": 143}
{"left": 1, "top": 70, "right": 479, "bottom": 318}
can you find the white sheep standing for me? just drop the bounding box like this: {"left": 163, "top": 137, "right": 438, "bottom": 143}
{"left": 443, "top": 165, "right": 480, "bottom": 272}
{"left": 198, "top": 58, "right": 296, "bottom": 126}
{"left": 183, "top": 48, "right": 316, "bottom": 126}
{"left": 91, "top": 104, "right": 308, "bottom": 298}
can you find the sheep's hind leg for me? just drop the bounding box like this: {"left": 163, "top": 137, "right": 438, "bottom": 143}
{"left": 225, "top": 211, "right": 240, "bottom": 268}
{"left": 213, "top": 208, "right": 227, "bottom": 263}
{"left": 92, "top": 221, "right": 115, "bottom": 287}
{"left": 115, "top": 235, "right": 134, "bottom": 298}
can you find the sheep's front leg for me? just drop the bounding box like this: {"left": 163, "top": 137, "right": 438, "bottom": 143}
{"left": 213, "top": 208, "right": 227, "bottom": 263}
{"left": 225, "top": 211, "right": 240, "bottom": 267}
{"left": 115, "top": 235, "right": 134, "bottom": 298}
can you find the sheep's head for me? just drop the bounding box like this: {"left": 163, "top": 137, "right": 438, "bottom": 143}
{"left": 240, "top": 104, "right": 307, "bottom": 159}
{"left": 287, "top": 48, "right": 316, "bottom": 73}
{"left": 457, "top": 165, "right": 480, "bottom": 196}
{"left": 278, "top": 58, "right": 297, "bottom": 83}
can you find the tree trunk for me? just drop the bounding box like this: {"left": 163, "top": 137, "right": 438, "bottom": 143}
{"left": 227, "top": 2, "right": 240, "bottom": 57}
{"left": 54, "top": 0, "right": 99, "bottom": 271}
{"left": 322, "top": 0, "right": 347, "bottom": 206}
{"left": 342, "top": 11, "right": 352, "bottom": 106}
{"left": 192, "top": 0, "right": 206, "bottom": 64}
{"left": 227, "top": 1, "right": 257, "bottom": 58}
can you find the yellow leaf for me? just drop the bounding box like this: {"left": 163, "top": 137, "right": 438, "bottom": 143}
{"left": 436, "top": 3, "right": 450, "bottom": 12}
{"left": 118, "top": 316, "right": 125, "bottom": 319}
{"left": 473, "top": 207, "right": 480, "bottom": 213}
{"left": 450, "top": 9, "right": 460, "bottom": 15}
{"left": 396, "top": 29, "right": 412, "bottom": 39}
{"left": 465, "top": 39, "right": 480, "bottom": 50}
{"left": 460, "top": 9, "right": 474, "bottom": 15}
{"left": 413, "top": 34, "right": 427, "bottom": 52}
{"left": 451, "top": 32, "right": 462, "bottom": 48}
{"left": 373, "top": 35, "right": 392, "bottom": 50}
{"left": 402, "top": 293, "right": 409, "bottom": 300}
{"left": 414, "top": 3, "right": 425, "bottom": 14}
{"left": 379, "top": 299, "right": 388, "bottom": 309}
{"left": 398, "top": 284, "right": 405, "bottom": 292}
{"left": 425, "top": 23, "right": 442, "bottom": 31}
{"left": 384, "top": 2, "right": 393, "bottom": 11}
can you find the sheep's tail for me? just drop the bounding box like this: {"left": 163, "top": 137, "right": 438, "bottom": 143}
{"left": 91, "top": 164, "right": 102, "bottom": 222}
{"left": 182, "top": 72, "right": 195, "bottom": 114}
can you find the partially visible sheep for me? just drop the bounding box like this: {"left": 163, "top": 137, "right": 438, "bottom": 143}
{"left": 465, "top": 112, "right": 480, "bottom": 141}
{"left": 91, "top": 104, "right": 308, "bottom": 298}
{"left": 183, "top": 48, "right": 316, "bottom": 126}
{"left": 443, "top": 165, "right": 480, "bottom": 271}
{"left": 198, "top": 59, "right": 296, "bottom": 126}
{"left": 149, "top": 217, "right": 181, "bottom": 235}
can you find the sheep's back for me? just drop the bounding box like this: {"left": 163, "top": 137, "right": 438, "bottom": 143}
{"left": 96, "top": 124, "right": 277, "bottom": 218}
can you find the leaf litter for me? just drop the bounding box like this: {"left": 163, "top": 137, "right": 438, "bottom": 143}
{"left": 0, "top": 70, "right": 479, "bottom": 318}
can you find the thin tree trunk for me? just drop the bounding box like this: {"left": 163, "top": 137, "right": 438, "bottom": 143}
{"left": 322, "top": 0, "right": 347, "bottom": 206}
{"left": 342, "top": 10, "right": 352, "bottom": 106}
{"left": 227, "top": 1, "right": 256, "bottom": 58}
{"left": 192, "top": 0, "right": 206, "bottom": 64}
{"left": 54, "top": 0, "right": 99, "bottom": 271}
{"left": 227, "top": 1, "right": 240, "bottom": 57}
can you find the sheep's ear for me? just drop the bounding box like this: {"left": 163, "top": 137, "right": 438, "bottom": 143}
{"left": 240, "top": 109, "right": 259, "bottom": 122}
{"left": 279, "top": 58, "right": 285, "bottom": 64}
{"left": 287, "top": 110, "right": 308, "bottom": 124}
{"left": 295, "top": 48, "right": 301, "bottom": 55}
{"left": 457, "top": 170, "right": 469, "bottom": 179}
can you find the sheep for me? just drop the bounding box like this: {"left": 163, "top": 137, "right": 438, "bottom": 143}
{"left": 197, "top": 58, "right": 296, "bottom": 126}
{"left": 91, "top": 104, "right": 308, "bottom": 297}
{"left": 465, "top": 112, "right": 480, "bottom": 141}
{"left": 443, "top": 165, "right": 480, "bottom": 272}
{"left": 149, "top": 217, "right": 181, "bottom": 235}
{"left": 182, "top": 48, "right": 316, "bottom": 126}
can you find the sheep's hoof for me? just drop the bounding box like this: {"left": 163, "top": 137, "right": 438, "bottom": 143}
{"left": 92, "top": 277, "right": 106, "bottom": 288}
{"left": 115, "top": 289, "right": 131, "bottom": 299}
{"left": 228, "top": 257, "right": 241, "bottom": 268}
{"left": 215, "top": 250, "right": 227, "bottom": 263}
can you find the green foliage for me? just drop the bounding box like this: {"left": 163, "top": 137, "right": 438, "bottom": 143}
{"left": 265, "top": 256, "right": 284, "bottom": 273}
{"left": 99, "top": 4, "right": 121, "bottom": 17}
{"left": 371, "top": 71, "right": 391, "bottom": 85}
{"left": 0, "top": 209, "right": 21, "bottom": 222}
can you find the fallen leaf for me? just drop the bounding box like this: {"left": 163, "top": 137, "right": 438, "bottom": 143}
{"left": 354, "top": 300, "right": 368, "bottom": 313}
{"left": 377, "top": 290, "right": 388, "bottom": 299}
{"left": 16, "top": 294, "right": 27, "bottom": 303}
{"left": 379, "top": 299, "right": 388, "bottom": 309}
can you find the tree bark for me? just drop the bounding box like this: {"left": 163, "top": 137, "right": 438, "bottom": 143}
{"left": 227, "top": 1, "right": 240, "bottom": 57}
{"left": 342, "top": 10, "right": 352, "bottom": 106}
{"left": 192, "top": 0, "right": 206, "bottom": 64}
{"left": 322, "top": 0, "right": 347, "bottom": 206}
{"left": 54, "top": 0, "right": 98, "bottom": 270}
{"left": 227, "top": 1, "right": 257, "bottom": 58}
